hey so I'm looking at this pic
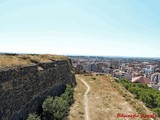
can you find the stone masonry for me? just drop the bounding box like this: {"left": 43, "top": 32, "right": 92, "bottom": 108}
{"left": 0, "top": 60, "right": 75, "bottom": 120}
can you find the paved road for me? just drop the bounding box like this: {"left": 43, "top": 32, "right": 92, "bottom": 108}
{"left": 78, "top": 77, "right": 90, "bottom": 120}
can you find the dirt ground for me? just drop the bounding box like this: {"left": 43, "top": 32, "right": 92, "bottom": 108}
{"left": 68, "top": 74, "right": 144, "bottom": 120}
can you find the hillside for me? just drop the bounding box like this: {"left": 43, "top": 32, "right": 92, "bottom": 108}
{"left": 68, "top": 74, "right": 159, "bottom": 120}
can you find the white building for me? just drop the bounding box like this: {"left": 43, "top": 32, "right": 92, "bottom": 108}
{"left": 151, "top": 73, "right": 160, "bottom": 84}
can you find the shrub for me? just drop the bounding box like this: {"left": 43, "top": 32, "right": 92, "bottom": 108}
{"left": 27, "top": 84, "right": 74, "bottom": 120}
{"left": 152, "top": 108, "right": 160, "bottom": 117}
{"left": 119, "top": 79, "right": 160, "bottom": 117}
{"left": 61, "top": 84, "right": 74, "bottom": 105}
{"left": 27, "top": 113, "right": 40, "bottom": 120}
{"left": 43, "top": 96, "right": 69, "bottom": 120}
{"left": 42, "top": 84, "right": 74, "bottom": 120}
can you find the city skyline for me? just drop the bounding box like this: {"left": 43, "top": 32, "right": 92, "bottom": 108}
{"left": 0, "top": 0, "right": 160, "bottom": 57}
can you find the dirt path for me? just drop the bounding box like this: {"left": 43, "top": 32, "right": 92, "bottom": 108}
{"left": 79, "top": 77, "right": 90, "bottom": 120}
{"left": 68, "top": 75, "right": 146, "bottom": 120}
{"left": 68, "top": 75, "right": 86, "bottom": 120}
{"left": 80, "top": 75, "right": 141, "bottom": 120}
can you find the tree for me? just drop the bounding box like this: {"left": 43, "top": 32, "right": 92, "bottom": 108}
{"left": 43, "top": 96, "right": 69, "bottom": 120}
{"left": 61, "top": 84, "right": 74, "bottom": 105}
{"left": 42, "top": 84, "right": 74, "bottom": 120}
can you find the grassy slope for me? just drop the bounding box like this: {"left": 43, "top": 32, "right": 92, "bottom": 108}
{"left": 69, "top": 74, "right": 152, "bottom": 120}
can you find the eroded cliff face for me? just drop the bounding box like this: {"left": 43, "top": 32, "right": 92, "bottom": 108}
{"left": 0, "top": 60, "right": 75, "bottom": 120}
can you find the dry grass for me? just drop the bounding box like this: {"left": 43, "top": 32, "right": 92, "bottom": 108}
{"left": 83, "top": 74, "right": 141, "bottom": 120}
{"left": 69, "top": 74, "right": 160, "bottom": 119}
{"left": 18, "top": 54, "right": 67, "bottom": 63}
{"left": 69, "top": 74, "right": 145, "bottom": 120}
{"left": 68, "top": 75, "right": 86, "bottom": 120}
{"left": 0, "top": 55, "right": 31, "bottom": 68}
{"left": 0, "top": 54, "right": 67, "bottom": 68}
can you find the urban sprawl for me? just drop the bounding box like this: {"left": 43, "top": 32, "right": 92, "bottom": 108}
{"left": 69, "top": 56, "right": 160, "bottom": 91}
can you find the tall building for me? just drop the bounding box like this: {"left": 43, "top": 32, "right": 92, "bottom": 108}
{"left": 76, "top": 64, "right": 83, "bottom": 71}
{"left": 96, "top": 63, "right": 104, "bottom": 72}
{"left": 120, "top": 63, "right": 126, "bottom": 72}
{"left": 90, "top": 63, "right": 97, "bottom": 72}
{"left": 83, "top": 64, "right": 91, "bottom": 72}
{"left": 151, "top": 73, "right": 160, "bottom": 84}
{"left": 144, "top": 65, "right": 155, "bottom": 78}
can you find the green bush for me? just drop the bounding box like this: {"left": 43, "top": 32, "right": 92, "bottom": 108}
{"left": 43, "top": 96, "right": 69, "bottom": 120}
{"left": 27, "top": 84, "right": 74, "bottom": 120}
{"left": 152, "top": 108, "right": 160, "bottom": 117}
{"left": 118, "top": 79, "right": 160, "bottom": 117}
{"left": 27, "top": 113, "right": 40, "bottom": 120}
{"left": 42, "top": 84, "right": 74, "bottom": 120}
{"left": 61, "top": 84, "right": 74, "bottom": 105}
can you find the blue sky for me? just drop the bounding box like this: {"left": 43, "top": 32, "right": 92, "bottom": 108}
{"left": 0, "top": 0, "right": 160, "bottom": 57}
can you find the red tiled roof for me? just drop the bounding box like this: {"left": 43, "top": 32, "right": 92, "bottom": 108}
{"left": 133, "top": 76, "right": 151, "bottom": 84}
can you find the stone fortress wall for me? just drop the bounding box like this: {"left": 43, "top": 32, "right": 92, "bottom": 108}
{"left": 0, "top": 60, "right": 75, "bottom": 120}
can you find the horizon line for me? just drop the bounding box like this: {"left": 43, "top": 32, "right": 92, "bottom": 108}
{"left": 1, "top": 52, "right": 160, "bottom": 59}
